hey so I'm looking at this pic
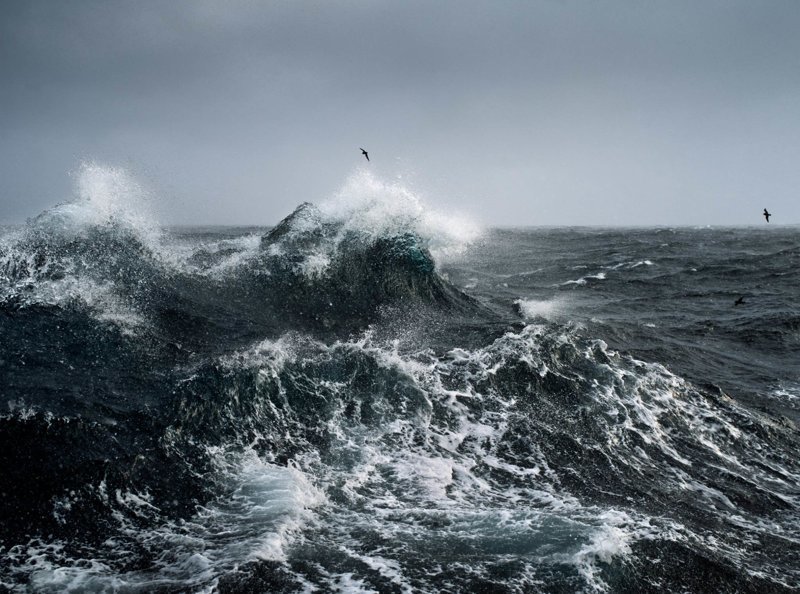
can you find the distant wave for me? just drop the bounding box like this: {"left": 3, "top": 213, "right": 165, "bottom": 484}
{"left": 561, "top": 271, "right": 607, "bottom": 286}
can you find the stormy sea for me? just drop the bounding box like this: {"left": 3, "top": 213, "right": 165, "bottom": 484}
{"left": 1, "top": 165, "right": 798, "bottom": 593}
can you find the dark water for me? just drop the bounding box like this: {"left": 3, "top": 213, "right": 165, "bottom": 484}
{"left": 1, "top": 172, "right": 799, "bottom": 592}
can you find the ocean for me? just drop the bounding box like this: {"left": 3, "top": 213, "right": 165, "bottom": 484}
{"left": 1, "top": 167, "right": 798, "bottom": 593}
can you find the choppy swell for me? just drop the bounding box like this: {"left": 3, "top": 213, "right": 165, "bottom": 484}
{"left": 1, "top": 166, "right": 798, "bottom": 593}
{"left": 1, "top": 168, "right": 482, "bottom": 343}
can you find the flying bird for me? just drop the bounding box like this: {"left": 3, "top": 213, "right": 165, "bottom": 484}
{"left": 734, "top": 296, "right": 745, "bottom": 306}
{"left": 763, "top": 208, "right": 771, "bottom": 222}
{"left": 360, "top": 148, "right": 369, "bottom": 162}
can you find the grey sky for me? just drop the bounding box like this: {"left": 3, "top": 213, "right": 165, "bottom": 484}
{"left": 1, "top": 1, "right": 799, "bottom": 226}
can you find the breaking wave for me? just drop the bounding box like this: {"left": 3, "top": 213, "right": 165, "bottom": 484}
{"left": 0, "top": 165, "right": 798, "bottom": 592}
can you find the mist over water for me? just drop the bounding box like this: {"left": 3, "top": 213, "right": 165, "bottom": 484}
{"left": 1, "top": 165, "right": 798, "bottom": 593}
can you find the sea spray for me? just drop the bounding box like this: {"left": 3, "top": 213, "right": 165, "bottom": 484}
{"left": 1, "top": 169, "right": 798, "bottom": 593}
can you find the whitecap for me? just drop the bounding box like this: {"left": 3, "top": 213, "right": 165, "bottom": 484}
{"left": 561, "top": 272, "right": 606, "bottom": 286}
{"left": 319, "top": 169, "right": 482, "bottom": 264}
{"left": 514, "top": 297, "right": 567, "bottom": 320}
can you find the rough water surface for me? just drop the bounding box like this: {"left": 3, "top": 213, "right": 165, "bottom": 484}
{"left": 1, "top": 166, "right": 798, "bottom": 593}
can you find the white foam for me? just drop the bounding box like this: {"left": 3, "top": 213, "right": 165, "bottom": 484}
{"left": 391, "top": 454, "right": 454, "bottom": 500}
{"left": 561, "top": 272, "right": 606, "bottom": 286}
{"left": 0, "top": 260, "right": 145, "bottom": 333}
{"left": 572, "top": 511, "right": 639, "bottom": 591}
{"left": 296, "top": 252, "right": 331, "bottom": 278}
{"left": 32, "top": 162, "right": 162, "bottom": 252}
{"left": 332, "top": 573, "right": 378, "bottom": 593}
{"left": 319, "top": 169, "right": 482, "bottom": 263}
{"left": 220, "top": 334, "right": 300, "bottom": 376}
{"left": 514, "top": 297, "right": 567, "bottom": 320}
{"left": 607, "top": 260, "right": 654, "bottom": 270}
{"left": 338, "top": 548, "right": 414, "bottom": 594}
{"left": 23, "top": 450, "right": 324, "bottom": 593}
{"left": 177, "top": 233, "right": 263, "bottom": 277}
{"left": 9, "top": 315, "right": 796, "bottom": 591}
{"left": 770, "top": 382, "right": 800, "bottom": 409}
{"left": 38, "top": 276, "right": 144, "bottom": 333}
{"left": 0, "top": 163, "right": 175, "bottom": 330}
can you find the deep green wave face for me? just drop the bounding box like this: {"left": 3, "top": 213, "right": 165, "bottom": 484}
{"left": 1, "top": 202, "right": 798, "bottom": 593}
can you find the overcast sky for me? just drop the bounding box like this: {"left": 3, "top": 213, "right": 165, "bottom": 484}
{"left": 1, "top": 1, "right": 798, "bottom": 226}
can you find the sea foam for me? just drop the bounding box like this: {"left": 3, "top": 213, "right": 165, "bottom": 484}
{"left": 320, "top": 169, "right": 482, "bottom": 263}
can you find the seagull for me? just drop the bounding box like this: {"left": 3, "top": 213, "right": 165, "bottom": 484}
{"left": 734, "top": 296, "right": 745, "bottom": 306}
{"left": 360, "top": 148, "right": 369, "bottom": 162}
{"left": 763, "top": 208, "right": 771, "bottom": 222}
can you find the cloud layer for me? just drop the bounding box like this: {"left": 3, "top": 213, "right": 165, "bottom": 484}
{"left": 1, "top": 1, "right": 799, "bottom": 225}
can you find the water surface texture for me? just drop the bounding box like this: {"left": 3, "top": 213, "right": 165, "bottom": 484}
{"left": 1, "top": 167, "right": 798, "bottom": 592}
